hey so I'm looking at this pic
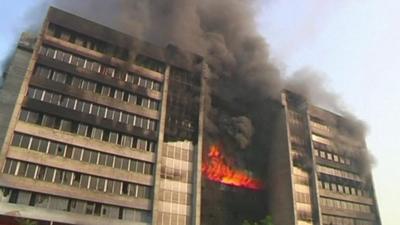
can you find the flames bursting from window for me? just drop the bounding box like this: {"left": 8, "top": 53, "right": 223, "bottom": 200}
{"left": 202, "top": 145, "right": 263, "bottom": 190}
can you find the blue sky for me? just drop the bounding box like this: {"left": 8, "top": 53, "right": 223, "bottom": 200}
{"left": 0, "top": 0, "right": 398, "bottom": 224}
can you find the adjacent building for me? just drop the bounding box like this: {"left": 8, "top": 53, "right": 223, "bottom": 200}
{"left": 268, "top": 91, "right": 382, "bottom": 225}
{"left": 0, "top": 7, "right": 381, "bottom": 225}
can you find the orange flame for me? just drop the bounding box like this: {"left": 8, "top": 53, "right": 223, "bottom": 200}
{"left": 202, "top": 145, "right": 263, "bottom": 190}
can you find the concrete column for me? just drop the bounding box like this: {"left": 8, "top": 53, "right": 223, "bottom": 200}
{"left": 151, "top": 65, "right": 170, "bottom": 224}
{"left": 191, "top": 62, "right": 207, "bottom": 225}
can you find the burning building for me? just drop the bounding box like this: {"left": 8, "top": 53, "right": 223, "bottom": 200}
{"left": 0, "top": 7, "right": 204, "bottom": 225}
{"left": 0, "top": 5, "right": 381, "bottom": 225}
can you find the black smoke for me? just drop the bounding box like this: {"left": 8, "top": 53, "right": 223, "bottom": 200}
{"left": 41, "top": 0, "right": 284, "bottom": 153}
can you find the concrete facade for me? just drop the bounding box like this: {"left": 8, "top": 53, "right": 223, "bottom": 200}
{"left": 277, "top": 91, "right": 382, "bottom": 225}
{"left": 0, "top": 33, "right": 36, "bottom": 153}
{"left": 0, "top": 7, "right": 204, "bottom": 225}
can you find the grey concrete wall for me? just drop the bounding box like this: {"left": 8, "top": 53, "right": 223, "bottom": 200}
{"left": 151, "top": 65, "right": 170, "bottom": 225}
{"left": 191, "top": 62, "right": 207, "bottom": 225}
{"left": 267, "top": 105, "right": 296, "bottom": 225}
{"left": 0, "top": 43, "right": 33, "bottom": 152}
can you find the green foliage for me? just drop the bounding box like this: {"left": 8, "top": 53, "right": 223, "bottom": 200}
{"left": 242, "top": 220, "right": 254, "bottom": 225}
{"left": 242, "top": 215, "right": 273, "bottom": 225}
{"left": 16, "top": 218, "right": 38, "bottom": 225}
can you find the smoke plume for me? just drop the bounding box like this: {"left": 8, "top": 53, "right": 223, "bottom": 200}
{"left": 12, "top": 0, "right": 372, "bottom": 174}
{"left": 220, "top": 116, "right": 254, "bottom": 150}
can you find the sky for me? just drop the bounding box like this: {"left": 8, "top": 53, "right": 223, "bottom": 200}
{"left": 0, "top": 0, "right": 398, "bottom": 224}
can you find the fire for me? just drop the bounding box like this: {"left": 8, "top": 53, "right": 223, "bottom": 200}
{"left": 202, "top": 145, "right": 263, "bottom": 190}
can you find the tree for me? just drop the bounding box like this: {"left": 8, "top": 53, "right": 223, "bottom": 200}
{"left": 16, "top": 218, "right": 38, "bottom": 225}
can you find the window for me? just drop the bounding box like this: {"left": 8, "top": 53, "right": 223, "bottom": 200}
{"left": 29, "top": 137, "right": 39, "bottom": 150}
{"left": 122, "top": 183, "right": 129, "bottom": 195}
{"left": 63, "top": 171, "right": 73, "bottom": 185}
{"left": 114, "top": 157, "right": 122, "bottom": 169}
{"left": 81, "top": 175, "right": 90, "bottom": 189}
{"left": 147, "top": 142, "right": 156, "bottom": 152}
{"left": 121, "top": 135, "right": 133, "bottom": 148}
{"left": 114, "top": 181, "right": 122, "bottom": 195}
{"left": 101, "top": 86, "right": 111, "bottom": 97}
{"left": 38, "top": 140, "right": 49, "bottom": 153}
{"left": 72, "top": 147, "right": 83, "bottom": 160}
{"left": 129, "top": 160, "right": 137, "bottom": 172}
{"left": 14, "top": 191, "right": 30, "bottom": 205}
{"left": 333, "top": 154, "right": 339, "bottom": 162}
{"left": 42, "top": 115, "right": 56, "bottom": 128}
{"left": 82, "top": 102, "right": 92, "bottom": 114}
{"left": 106, "top": 155, "right": 114, "bottom": 167}
{"left": 98, "top": 106, "right": 106, "bottom": 118}
{"left": 89, "top": 177, "right": 98, "bottom": 190}
{"left": 17, "top": 162, "right": 27, "bottom": 176}
{"left": 121, "top": 159, "right": 129, "bottom": 170}
{"left": 102, "top": 205, "right": 119, "bottom": 219}
{"left": 150, "top": 101, "right": 159, "bottom": 110}
{"left": 60, "top": 120, "right": 73, "bottom": 132}
{"left": 56, "top": 144, "right": 66, "bottom": 156}
{"left": 44, "top": 168, "right": 55, "bottom": 182}
{"left": 137, "top": 139, "right": 147, "bottom": 151}
{"left": 114, "top": 90, "right": 124, "bottom": 101}
{"left": 98, "top": 153, "right": 107, "bottom": 166}
{"left": 36, "top": 166, "right": 45, "bottom": 180}
{"left": 18, "top": 135, "right": 30, "bottom": 149}
{"left": 106, "top": 180, "right": 114, "bottom": 194}
{"left": 20, "top": 110, "right": 40, "bottom": 124}
{"left": 136, "top": 162, "right": 144, "bottom": 174}
{"left": 82, "top": 150, "right": 90, "bottom": 162}
{"left": 143, "top": 164, "right": 152, "bottom": 175}
{"left": 19, "top": 110, "right": 29, "bottom": 122}
{"left": 120, "top": 113, "right": 128, "bottom": 124}
{"left": 72, "top": 173, "right": 81, "bottom": 187}
{"left": 128, "top": 94, "right": 137, "bottom": 104}
{"left": 98, "top": 178, "right": 106, "bottom": 192}
{"left": 149, "top": 121, "right": 157, "bottom": 131}
{"left": 77, "top": 124, "right": 89, "bottom": 136}
{"left": 138, "top": 186, "right": 149, "bottom": 199}
{"left": 108, "top": 132, "right": 119, "bottom": 144}
{"left": 49, "top": 196, "right": 69, "bottom": 211}
{"left": 91, "top": 127, "right": 104, "bottom": 140}
{"left": 69, "top": 199, "right": 85, "bottom": 213}
{"left": 48, "top": 142, "right": 58, "bottom": 155}
{"left": 33, "top": 193, "right": 49, "bottom": 208}
{"left": 105, "top": 109, "right": 115, "bottom": 120}
{"left": 86, "top": 202, "right": 95, "bottom": 215}
{"left": 54, "top": 169, "right": 64, "bottom": 183}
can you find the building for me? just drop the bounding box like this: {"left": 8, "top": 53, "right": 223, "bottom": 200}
{"left": 0, "top": 7, "right": 205, "bottom": 225}
{"left": 0, "top": 7, "right": 381, "bottom": 225}
{"left": 268, "top": 91, "right": 382, "bottom": 225}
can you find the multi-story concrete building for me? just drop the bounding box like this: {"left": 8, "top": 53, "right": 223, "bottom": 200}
{"left": 268, "top": 91, "right": 382, "bottom": 225}
{"left": 0, "top": 7, "right": 204, "bottom": 225}
{"left": 0, "top": 7, "right": 381, "bottom": 225}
